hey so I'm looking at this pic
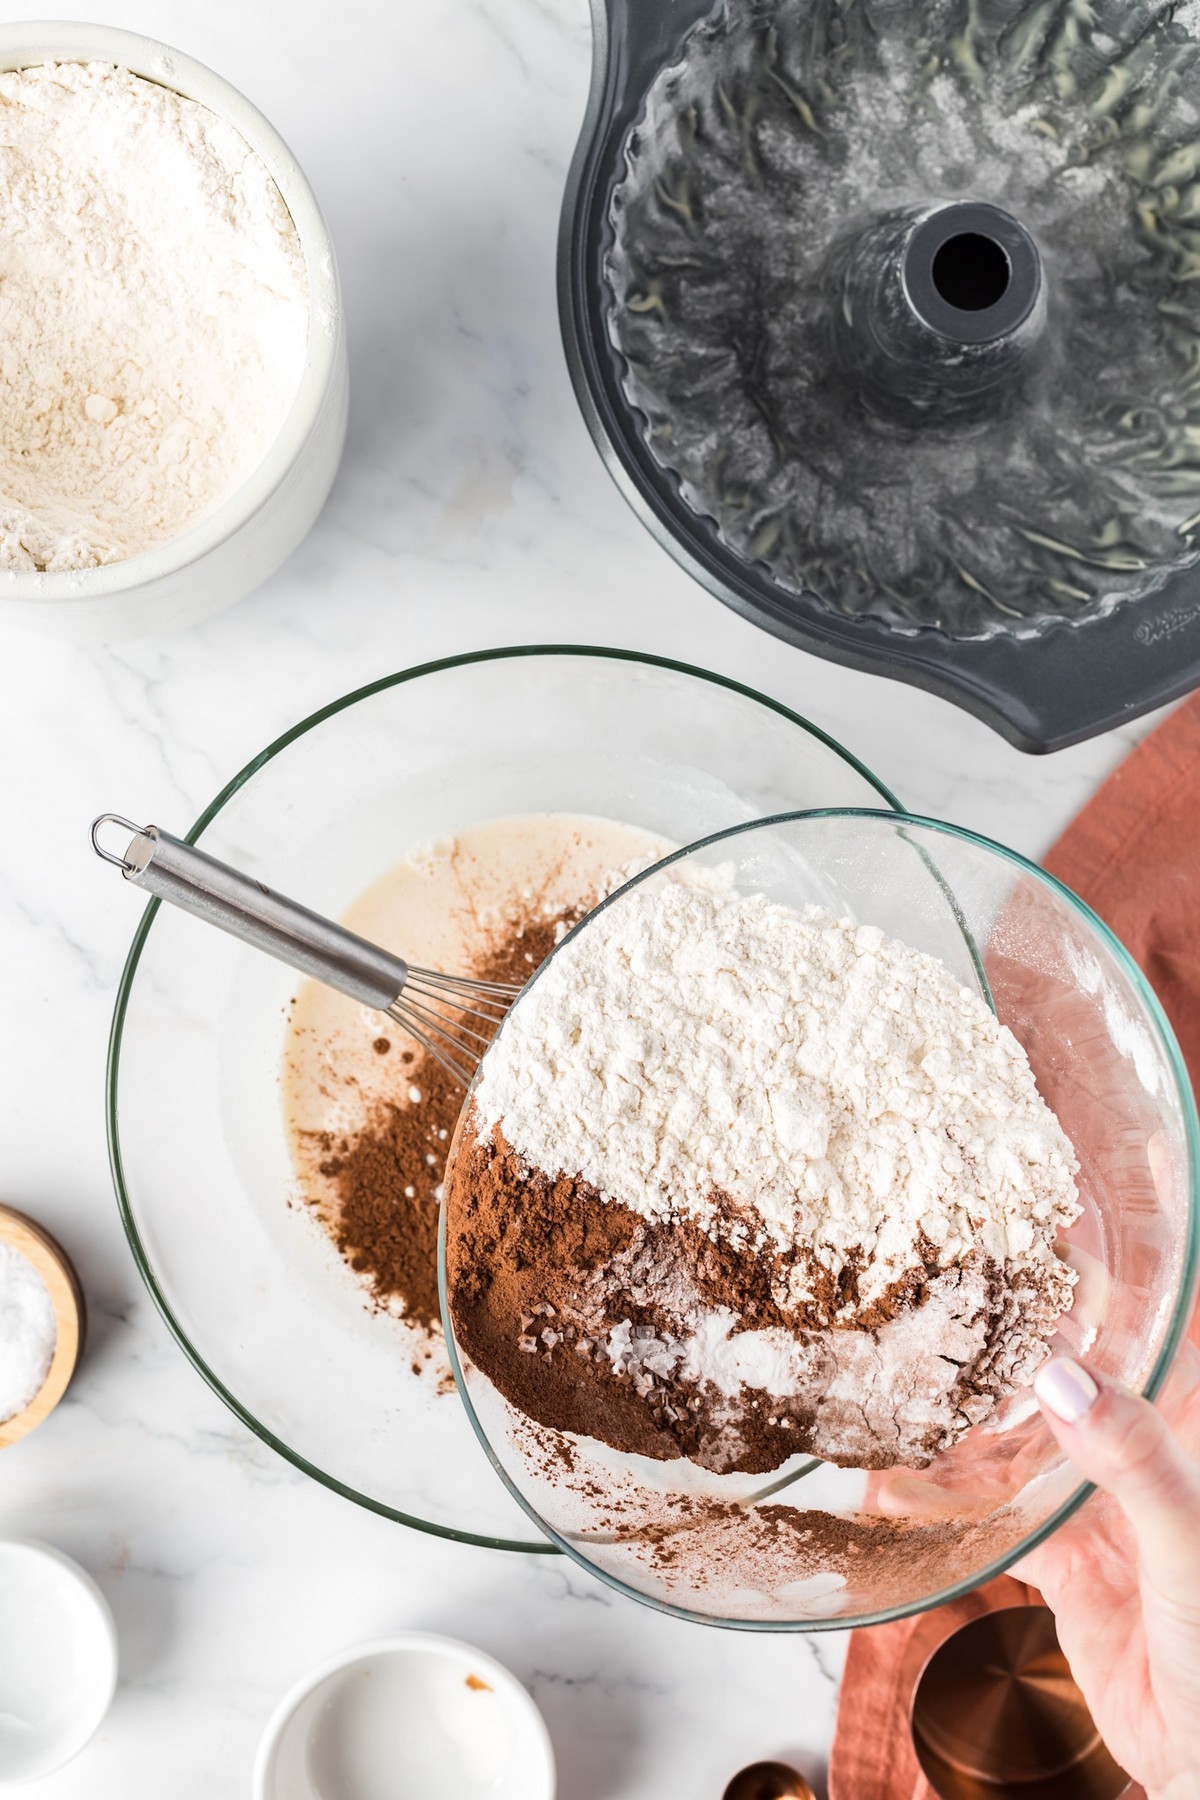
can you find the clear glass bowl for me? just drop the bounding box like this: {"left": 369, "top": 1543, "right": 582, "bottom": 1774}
{"left": 107, "top": 648, "right": 898, "bottom": 1548}
{"left": 440, "top": 809, "right": 1199, "bottom": 1620}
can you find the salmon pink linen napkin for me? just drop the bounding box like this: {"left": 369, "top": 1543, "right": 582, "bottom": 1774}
{"left": 828, "top": 697, "right": 1200, "bottom": 1799}
{"left": 1043, "top": 694, "right": 1200, "bottom": 1357}
{"left": 1043, "top": 695, "right": 1200, "bottom": 1130}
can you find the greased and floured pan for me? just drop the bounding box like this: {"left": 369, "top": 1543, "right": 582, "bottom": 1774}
{"left": 559, "top": 0, "right": 1200, "bottom": 750}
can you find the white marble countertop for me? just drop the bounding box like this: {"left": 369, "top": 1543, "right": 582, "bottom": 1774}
{"left": 0, "top": 1, "right": 1174, "bottom": 1794}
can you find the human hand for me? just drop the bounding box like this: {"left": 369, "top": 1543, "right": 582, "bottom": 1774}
{"left": 1014, "top": 1348, "right": 1200, "bottom": 1800}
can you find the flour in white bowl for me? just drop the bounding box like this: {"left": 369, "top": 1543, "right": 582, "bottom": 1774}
{"left": 0, "top": 62, "right": 308, "bottom": 572}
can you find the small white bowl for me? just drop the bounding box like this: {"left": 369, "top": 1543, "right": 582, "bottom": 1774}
{"left": 0, "top": 21, "right": 348, "bottom": 642}
{"left": 0, "top": 1539, "right": 118, "bottom": 1784}
{"left": 254, "top": 1633, "right": 556, "bottom": 1800}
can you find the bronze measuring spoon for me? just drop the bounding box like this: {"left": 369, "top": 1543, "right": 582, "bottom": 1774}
{"left": 722, "top": 1762, "right": 815, "bottom": 1800}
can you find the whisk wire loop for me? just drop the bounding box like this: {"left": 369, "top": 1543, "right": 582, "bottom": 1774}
{"left": 394, "top": 963, "right": 528, "bottom": 1085}
{"left": 409, "top": 967, "right": 524, "bottom": 1000}
{"left": 394, "top": 994, "right": 496, "bottom": 1055}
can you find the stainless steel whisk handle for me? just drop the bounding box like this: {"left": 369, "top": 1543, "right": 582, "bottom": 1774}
{"left": 91, "top": 815, "right": 410, "bottom": 1011}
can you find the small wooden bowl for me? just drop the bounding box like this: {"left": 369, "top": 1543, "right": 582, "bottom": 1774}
{"left": 0, "top": 1206, "right": 85, "bottom": 1448}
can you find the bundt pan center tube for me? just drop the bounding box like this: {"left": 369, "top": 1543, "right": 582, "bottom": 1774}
{"left": 836, "top": 201, "right": 1045, "bottom": 422}
{"left": 559, "top": 0, "right": 1200, "bottom": 751}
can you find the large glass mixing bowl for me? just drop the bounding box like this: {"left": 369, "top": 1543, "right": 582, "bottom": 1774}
{"left": 107, "top": 647, "right": 898, "bottom": 1548}
{"left": 440, "top": 810, "right": 1199, "bottom": 1620}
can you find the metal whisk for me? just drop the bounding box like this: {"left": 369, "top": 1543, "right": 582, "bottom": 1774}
{"left": 91, "top": 815, "right": 523, "bottom": 1085}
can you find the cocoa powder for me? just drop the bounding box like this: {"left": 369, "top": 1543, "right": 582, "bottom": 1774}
{"left": 446, "top": 1121, "right": 697, "bottom": 1457}
{"left": 300, "top": 911, "right": 570, "bottom": 1335}
{"left": 610, "top": 1498, "right": 1019, "bottom": 1614}
{"left": 444, "top": 1112, "right": 1016, "bottom": 1473}
{"left": 311, "top": 1050, "right": 459, "bottom": 1332}
{"left": 444, "top": 1118, "right": 853, "bottom": 1472}
{"left": 505, "top": 1403, "right": 1025, "bottom": 1615}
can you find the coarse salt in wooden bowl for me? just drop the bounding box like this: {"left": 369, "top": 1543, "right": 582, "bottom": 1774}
{"left": 0, "top": 1206, "right": 85, "bottom": 1448}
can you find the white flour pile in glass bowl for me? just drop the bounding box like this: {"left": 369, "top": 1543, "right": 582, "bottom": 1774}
{"left": 446, "top": 881, "right": 1081, "bottom": 1475}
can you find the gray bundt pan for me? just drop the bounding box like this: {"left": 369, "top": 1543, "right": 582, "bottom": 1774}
{"left": 558, "top": 0, "right": 1200, "bottom": 751}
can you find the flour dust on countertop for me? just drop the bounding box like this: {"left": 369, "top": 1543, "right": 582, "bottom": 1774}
{"left": 283, "top": 814, "right": 672, "bottom": 1379}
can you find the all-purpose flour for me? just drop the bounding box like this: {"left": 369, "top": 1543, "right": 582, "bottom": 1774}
{"left": 458, "top": 882, "right": 1082, "bottom": 1469}
{"left": 476, "top": 883, "right": 1081, "bottom": 1310}
{"left": 0, "top": 63, "right": 308, "bottom": 572}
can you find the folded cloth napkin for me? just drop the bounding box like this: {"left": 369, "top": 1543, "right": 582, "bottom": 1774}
{"left": 1044, "top": 695, "right": 1200, "bottom": 1123}
{"left": 828, "top": 697, "right": 1200, "bottom": 1799}
{"left": 1045, "top": 694, "right": 1200, "bottom": 1358}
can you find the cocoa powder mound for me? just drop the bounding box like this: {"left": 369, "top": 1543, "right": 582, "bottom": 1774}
{"left": 446, "top": 1120, "right": 699, "bottom": 1460}
{"left": 444, "top": 1117, "right": 858, "bottom": 1474}
{"left": 300, "top": 912, "right": 569, "bottom": 1335}
{"left": 443, "top": 1111, "right": 1021, "bottom": 1473}
{"left": 686, "top": 1195, "right": 944, "bottom": 1331}
{"left": 312, "top": 1050, "right": 460, "bottom": 1332}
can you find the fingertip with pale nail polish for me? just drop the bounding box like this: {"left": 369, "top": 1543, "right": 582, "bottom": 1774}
{"left": 1035, "top": 1356, "right": 1100, "bottom": 1424}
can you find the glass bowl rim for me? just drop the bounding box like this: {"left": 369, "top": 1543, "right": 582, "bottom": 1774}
{"left": 105, "top": 644, "right": 902, "bottom": 1551}
{"left": 438, "top": 805, "right": 1200, "bottom": 1626}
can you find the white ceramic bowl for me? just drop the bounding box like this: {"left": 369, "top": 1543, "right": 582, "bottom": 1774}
{"left": 0, "top": 1539, "right": 118, "bottom": 1784}
{"left": 254, "top": 1633, "right": 556, "bottom": 1800}
{"left": 0, "top": 22, "right": 348, "bottom": 642}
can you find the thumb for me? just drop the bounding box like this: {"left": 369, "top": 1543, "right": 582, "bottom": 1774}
{"left": 1034, "top": 1356, "right": 1200, "bottom": 1591}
